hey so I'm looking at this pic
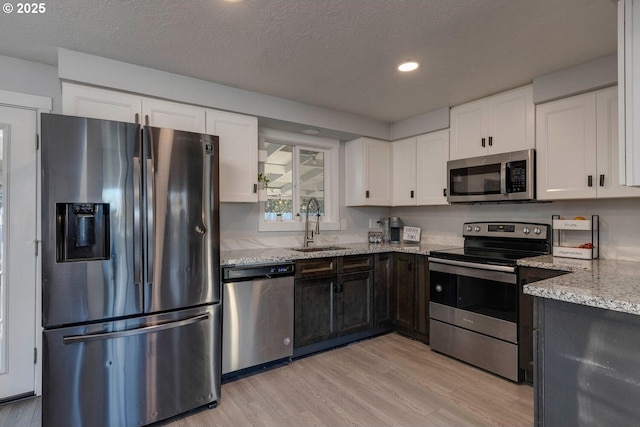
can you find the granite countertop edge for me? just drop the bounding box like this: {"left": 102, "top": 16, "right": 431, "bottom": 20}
{"left": 222, "top": 246, "right": 640, "bottom": 316}
{"left": 221, "top": 242, "right": 456, "bottom": 266}
{"left": 519, "top": 255, "right": 640, "bottom": 316}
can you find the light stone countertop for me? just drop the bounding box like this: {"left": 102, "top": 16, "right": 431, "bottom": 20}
{"left": 221, "top": 242, "right": 456, "bottom": 266}
{"left": 520, "top": 255, "right": 640, "bottom": 315}
{"left": 222, "top": 245, "right": 640, "bottom": 316}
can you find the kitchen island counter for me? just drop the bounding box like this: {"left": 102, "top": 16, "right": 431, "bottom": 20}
{"left": 520, "top": 254, "right": 640, "bottom": 316}
{"left": 521, "top": 255, "right": 640, "bottom": 426}
{"left": 221, "top": 242, "right": 456, "bottom": 267}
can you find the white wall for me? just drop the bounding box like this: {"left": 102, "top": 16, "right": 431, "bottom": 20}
{"left": 0, "top": 55, "right": 60, "bottom": 112}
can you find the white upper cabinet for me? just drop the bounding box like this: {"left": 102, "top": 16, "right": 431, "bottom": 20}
{"left": 142, "top": 98, "right": 205, "bottom": 133}
{"left": 537, "top": 87, "right": 640, "bottom": 200}
{"left": 62, "top": 82, "right": 141, "bottom": 123}
{"left": 392, "top": 130, "right": 450, "bottom": 206}
{"left": 63, "top": 83, "right": 206, "bottom": 133}
{"left": 392, "top": 137, "right": 417, "bottom": 206}
{"left": 416, "top": 129, "right": 449, "bottom": 206}
{"left": 205, "top": 109, "right": 258, "bottom": 203}
{"left": 618, "top": 0, "right": 640, "bottom": 187}
{"left": 345, "top": 137, "right": 392, "bottom": 206}
{"left": 63, "top": 83, "right": 260, "bottom": 202}
{"left": 450, "top": 85, "right": 534, "bottom": 160}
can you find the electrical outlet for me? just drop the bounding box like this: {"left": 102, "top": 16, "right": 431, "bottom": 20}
{"left": 340, "top": 219, "right": 347, "bottom": 230}
{"left": 369, "top": 218, "right": 380, "bottom": 229}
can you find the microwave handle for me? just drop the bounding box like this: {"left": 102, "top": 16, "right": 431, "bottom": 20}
{"left": 501, "top": 162, "right": 507, "bottom": 194}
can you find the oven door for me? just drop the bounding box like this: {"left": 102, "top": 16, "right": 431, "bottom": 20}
{"left": 429, "top": 258, "right": 520, "bottom": 381}
{"left": 429, "top": 259, "right": 518, "bottom": 341}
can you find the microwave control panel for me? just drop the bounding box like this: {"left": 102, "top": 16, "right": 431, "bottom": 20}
{"left": 506, "top": 160, "right": 527, "bottom": 193}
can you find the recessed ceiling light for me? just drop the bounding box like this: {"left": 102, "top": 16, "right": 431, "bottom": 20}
{"left": 302, "top": 129, "right": 320, "bottom": 135}
{"left": 397, "top": 61, "right": 420, "bottom": 72}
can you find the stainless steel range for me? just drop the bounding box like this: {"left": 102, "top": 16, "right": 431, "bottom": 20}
{"left": 428, "top": 222, "right": 551, "bottom": 382}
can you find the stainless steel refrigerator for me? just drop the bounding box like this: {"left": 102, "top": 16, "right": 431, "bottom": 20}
{"left": 40, "top": 113, "right": 221, "bottom": 427}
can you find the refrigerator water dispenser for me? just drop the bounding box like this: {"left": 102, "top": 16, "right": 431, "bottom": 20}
{"left": 56, "top": 203, "right": 110, "bottom": 262}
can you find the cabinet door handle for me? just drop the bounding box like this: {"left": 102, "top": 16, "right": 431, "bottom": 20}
{"left": 481, "top": 138, "right": 486, "bottom": 148}
{"left": 365, "top": 190, "right": 370, "bottom": 198}
{"left": 443, "top": 188, "right": 447, "bottom": 197}
{"left": 599, "top": 174, "right": 605, "bottom": 187}
{"left": 588, "top": 175, "right": 593, "bottom": 187}
{"left": 410, "top": 190, "right": 414, "bottom": 198}
{"left": 488, "top": 136, "right": 493, "bottom": 146}
{"left": 253, "top": 183, "right": 258, "bottom": 193}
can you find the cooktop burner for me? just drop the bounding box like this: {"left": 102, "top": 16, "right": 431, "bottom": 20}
{"left": 429, "top": 247, "right": 545, "bottom": 266}
{"left": 430, "top": 221, "right": 552, "bottom": 266}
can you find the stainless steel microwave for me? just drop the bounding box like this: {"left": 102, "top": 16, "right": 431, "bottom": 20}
{"left": 447, "top": 149, "right": 535, "bottom": 203}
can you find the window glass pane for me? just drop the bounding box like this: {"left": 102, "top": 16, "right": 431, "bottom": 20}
{"left": 263, "top": 142, "right": 293, "bottom": 220}
{"left": 299, "top": 149, "right": 324, "bottom": 218}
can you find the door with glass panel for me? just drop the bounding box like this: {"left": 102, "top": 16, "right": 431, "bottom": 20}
{"left": 0, "top": 106, "right": 37, "bottom": 400}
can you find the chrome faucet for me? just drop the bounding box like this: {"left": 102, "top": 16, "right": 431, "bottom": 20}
{"left": 303, "top": 197, "right": 321, "bottom": 247}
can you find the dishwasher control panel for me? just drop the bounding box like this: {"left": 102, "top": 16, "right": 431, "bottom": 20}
{"left": 223, "top": 263, "right": 295, "bottom": 281}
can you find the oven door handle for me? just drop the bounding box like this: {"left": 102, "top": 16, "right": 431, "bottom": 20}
{"left": 429, "top": 259, "right": 516, "bottom": 284}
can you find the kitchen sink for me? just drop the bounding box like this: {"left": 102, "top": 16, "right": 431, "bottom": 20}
{"left": 290, "top": 246, "right": 346, "bottom": 252}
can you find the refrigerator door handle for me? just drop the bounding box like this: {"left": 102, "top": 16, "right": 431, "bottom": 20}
{"left": 133, "top": 157, "right": 143, "bottom": 288}
{"left": 62, "top": 313, "right": 210, "bottom": 344}
{"left": 145, "top": 157, "right": 155, "bottom": 289}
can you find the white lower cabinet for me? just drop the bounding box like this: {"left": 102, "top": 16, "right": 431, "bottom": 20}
{"left": 392, "top": 130, "right": 449, "bottom": 206}
{"left": 536, "top": 86, "right": 640, "bottom": 200}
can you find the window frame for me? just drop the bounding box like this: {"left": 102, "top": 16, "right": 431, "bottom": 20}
{"left": 258, "top": 128, "right": 340, "bottom": 232}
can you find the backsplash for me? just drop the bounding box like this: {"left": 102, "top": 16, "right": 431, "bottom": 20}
{"left": 220, "top": 198, "right": 640, "bottom": 261}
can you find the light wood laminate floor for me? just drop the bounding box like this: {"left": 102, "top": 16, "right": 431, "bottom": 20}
{"left": 0, "top": 333, "right": 533, "bottom": 427}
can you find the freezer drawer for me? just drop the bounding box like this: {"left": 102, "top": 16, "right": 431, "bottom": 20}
{"left": 43, "top": 305, "right": 220, "bottom": 427}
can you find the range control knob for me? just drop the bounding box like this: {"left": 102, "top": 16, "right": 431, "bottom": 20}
{"left": 465, "top": 225, "right": 472, "bottom": 232}
{"left": 533, "top": 227, "right": 542, "bottom": 235}
{"left": 474, "top": 226, "right": 481, "bottom": 232}
{"left": 523, "top": 227, "right": 530, "bottom": 234}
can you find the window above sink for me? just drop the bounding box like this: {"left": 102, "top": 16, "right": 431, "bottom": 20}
{"left": 258, "top": 128, "right": 340, "bottom": 232}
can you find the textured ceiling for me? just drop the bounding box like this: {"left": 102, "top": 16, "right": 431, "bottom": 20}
{"left": 0, "top": 0, "right": 617, "bottom": 123}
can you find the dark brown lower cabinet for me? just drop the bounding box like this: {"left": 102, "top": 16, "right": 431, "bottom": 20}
{"left": 294, "top": 275, "right": 338, "bottom": 347}
{"left": 391, "top": 253, "right": 429, "bottom": 343}
{"left": 374, "top": 253, "right": 393, "bottom": 326}
{"left": 338, "top": 271, "right": 373, "bottom": 336}
{"left": 294, "top": 256, "right": 373, "bottom": 348}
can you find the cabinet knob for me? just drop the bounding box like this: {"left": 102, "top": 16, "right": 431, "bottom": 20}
{"left": 410, "top": 190, "right": 414, "bottom": 198}
{"left": 366, "top": 190, "right": 370, "bottom": 198}
{"left": 443, "top": 188, "right": 447, "bottom": 197}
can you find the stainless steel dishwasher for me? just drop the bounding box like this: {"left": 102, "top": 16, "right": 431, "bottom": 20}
{"left": 222, "top": 263, "right": 295, "bottom": 375}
